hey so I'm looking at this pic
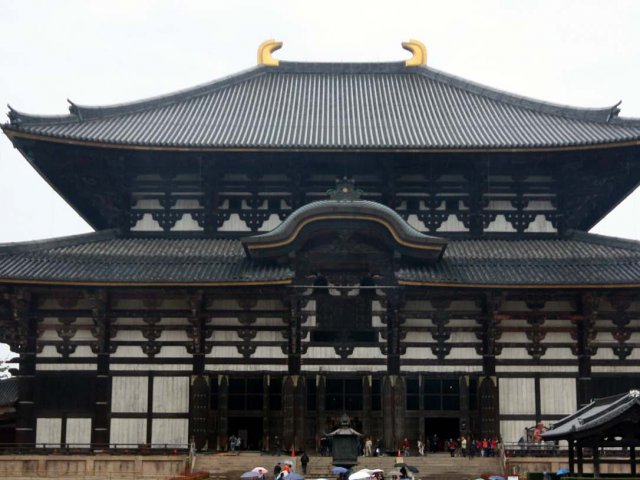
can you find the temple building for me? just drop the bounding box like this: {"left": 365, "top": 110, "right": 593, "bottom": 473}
{"left": 1, "top": 40, "right": 640, "bottom": 453}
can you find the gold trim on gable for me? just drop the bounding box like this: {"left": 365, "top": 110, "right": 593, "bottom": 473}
{"left": 245, "top": 213, "right": 444, "bottom": 252}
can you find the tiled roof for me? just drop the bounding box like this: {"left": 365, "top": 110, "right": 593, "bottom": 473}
{"left": 542, "top": 389, "right": 640, "bottom": 439}
{"left": 4, "top": 62, "right": 640, "bottom": 150}
{"left": 0, "top": 230, "right": 639, "bottom": 287}
{"left": 0, "top": 231, "right": 292, "bottom": 285}
{"left": 398, "top": 231, "right": 640, "bottom": 286}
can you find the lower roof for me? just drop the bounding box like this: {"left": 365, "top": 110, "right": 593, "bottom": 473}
{"left": 0, "top": 230, "right": 639, "bottom": 288}
{"left": 542, "top": 389, "right": 640, "bottom": 440}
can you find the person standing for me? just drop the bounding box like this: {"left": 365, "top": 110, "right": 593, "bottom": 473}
{"left": 300, "top": 451, "right": 309, "bottom": 474}
{"left": 417, "top": 438, "right": 424, "bottom": 456}
{"left": 365, "top": 437, "right": 373, "bottom": 456}
{"left": 402, "top": 438, "right": 410, "bottom": 456}
{"left": 460, "top": 436, "right": 467, "bottom": 457}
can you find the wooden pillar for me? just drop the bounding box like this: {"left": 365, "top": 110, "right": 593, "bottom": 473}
{"left": 481, "top": 294, "right": 501, "bottom": 377}
{"left": 15, "top": 317, "right": 37, "bottom": 446}
{"left": 593, "top": 443, "right": 601, "bottom": 478}
{"left": 381, "top": 375, "right": 405, "bottom": 452}
{"left": 459, "top": 376, "right": 470, "bottom": 437}
{"left": 263, "top": 376, "right": 270, "bottom": 452}
{"left": 282, "top": 375, "right": 304, "bottom": 452}
{"left": 568, "top": 439, "right": 575, "bottom": 474}
{"left": 631, "top": 446, "right": 636, "bottom": 476}
{"left": 90, "top": 289, "right": 111, "bottom": 448}
{"left": 217, "top": 375, "right": 229, "bottom": 450}
{"left": 386, "top": 293, "right": 401, "bottom": 375}
{"left": 13, "top": 290, "right": 36, "bottom": 447}
{"left": 294, "top": 376, "right": 306, "bottom": 452}
{"left": 577, "top": 441, "right": 584, "bottom": 475}
{"left": 188, "top": 291, "right": 209, "bottom": 450}
{"left": 418, "top": 375, "right": 425, "bottom": 448}
{"left": 189, "top": 375, "right": 210, "bottom": 450}
{"left": 362, "top": 376, "right": 372, "bottom": 440}
{"left": 576, "top": 293, "right": 598, "bottom": 407}
{"left": 287, "top": 297, "right": 302, "bottom": 375}
{"left": 316, "top": 375, "right": 326, "bottom": 450}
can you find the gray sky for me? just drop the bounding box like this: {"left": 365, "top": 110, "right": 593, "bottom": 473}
{"left": 0, "top": 0, "right": 639, "bottom": 247}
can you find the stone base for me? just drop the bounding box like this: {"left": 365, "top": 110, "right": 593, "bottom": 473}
{"left": 0, "top": 453, "right": 184, "bottom": 478}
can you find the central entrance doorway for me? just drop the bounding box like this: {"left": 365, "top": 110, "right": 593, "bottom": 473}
{"left": 228, "top": 416, "right": 263, "bottom": 451}
{"left": 424, "top": 417, "right": 459, "bottom": 452}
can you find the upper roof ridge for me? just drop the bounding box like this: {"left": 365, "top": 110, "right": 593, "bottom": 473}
{"left": 8, "top": 59, "right": 636, "bottom": 128}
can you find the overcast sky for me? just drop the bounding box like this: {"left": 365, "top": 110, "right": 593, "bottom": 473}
{"left": 0, "top": 0, "right": 639, "bottom": 249}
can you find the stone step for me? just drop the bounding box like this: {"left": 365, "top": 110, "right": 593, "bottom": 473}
{"left": 193, "top": 452, "right": 503, "bottom": 480}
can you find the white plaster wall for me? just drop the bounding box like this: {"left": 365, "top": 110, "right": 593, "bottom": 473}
{"left": 207, "top": 364, "right": 288, "bottom": 372}
{"left": 66, "top": 418, "right": 92, "bottom": 447}
{"left": 499, "top": 378, "right": 535, "bottom": 415}
{"left": 206, "top": 346, "right": 243, "bottom": 358}
{"left": 71, "top": 329, "right": 96, "bottom": 341}
{"left": 540, "top": 378, "right": 576, "bottom": 415}
{"left": 447, "top": 347, "right": 481, "bottom": 360}
{"left": 524, "top": 215, "right": 556, "bottom": 233}
{"left": 209, "top": 318, "right": 242, "bottom": 326}
{"left": 111, "top": 376, "right": 148, "bottom": 413}
{"left": 171, "top": 214, "right": 204, "bottom": 231}
{"left": 36, "top": 363, "right": 97, "bottom": 371}
{"left": 218, "top": 213, "right": 251, "bottom": 232}
{"left": 114, "top": 330, "right": 146, "bottom": 341}
{"left": 542, "top": 332, "right": 572, "bottom": 343}
{"left": 448, "top": 332, "right": 478, "bottom": 342}
{"left": 214, "top": 331, "right": 240, "bottom": 342}
{"left": 36, "top": 418, "right": 62, "bottom": 447}
{"left": 70, "top": 346, "right": 97, "bottom": 358}
{"left": 245, "top": 331, "right": 282, "bottom": 342}
{"left": 448, "top": 319, "right": 479, "bottom": 328}
{"left": 310, "top": 364, "right": 385, "bottom": 373}
{"left": 484, "top": 215, "right": 517, "bottom": 233}
{"left": 371, "top": 315, "right": 386, "bottom": 327}
{"left": 498, "top": 347, "right": 531, "bottom": 360}
{"left": 255, "top": 318, "right": 287, "bottom": 327}
{"left": 151, "top": 419, "right": 189, "bottom": 447}
{"left": 112, "top": 346, "right": 145, "bottom": 358}
{"left": 402, "top": 331, "right": 431, "bottom": 342}
{"left": 131, "top": 213, "right": 163, "bottom": 231}
{"left": 406, "top": 215, "right": 426, "bottom": 231}
{"left": 110, "top": 364, "right": 192, "bottom": 371}
{"left": 304, "top": 347, "right": 340, "bottom": 359}
{"left": 499, "top": 332, "right": 529, "bottom": 342}
{"left": 437, "top": 214, "right": 468, "bottom": 232}
{"left": 524, "top": 200, "right": 554, "bottom": 211}
{"left": 497, "top": 365, "right": 578, "bottom": 373}
{"left": 500, "top": 420, "right": 532, "bottom": 444}
{"left": 38, "top": 345, "right": 62, "bottom": 358}
{"left": 156, "top": 346, "right": 190, "bottom": 358}
{"left": 542, "top": 348, "right": 575, "bottom": 360}
{"left": 258, "top": 214, "right": 283, "bottom": 231}
{"left": 402, "top": 365, "right": 482, "bottom": 373}
{"left": 253, "top": 346, "right": 286, "bottom": 357}
{"left": 110, "top": 419, "right": 147, "bottom": 447}
{"left": 152, "top": 377, "right": 189, "bottom": 413}
{"left": 402, "top": 347, "right": 436, "bottom": 360}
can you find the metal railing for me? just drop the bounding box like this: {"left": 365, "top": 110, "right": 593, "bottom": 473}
{"left": 502, "top": 442, "right": 564, "bottom": 457}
